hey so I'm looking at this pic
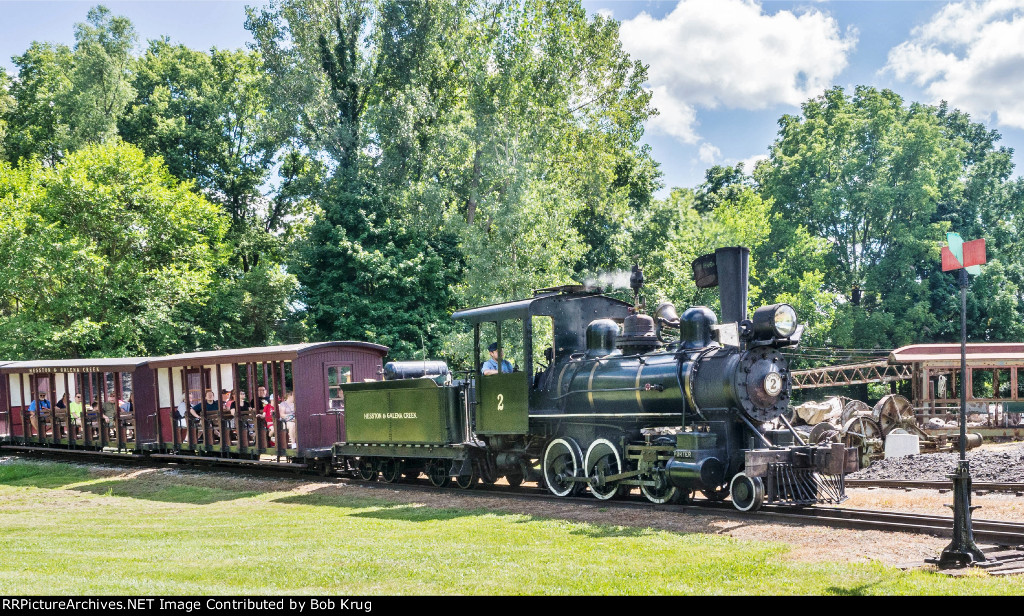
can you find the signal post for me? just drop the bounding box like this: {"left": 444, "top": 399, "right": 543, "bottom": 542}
{"left": 935, "top": 232, "right": 987, "bottom": 567}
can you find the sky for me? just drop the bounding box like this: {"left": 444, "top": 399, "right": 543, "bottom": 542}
{"left": 2, "top": 0, "right": 1023, "bottom": 194}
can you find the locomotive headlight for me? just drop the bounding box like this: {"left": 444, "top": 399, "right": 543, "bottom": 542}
{"left": 752, "top": 303, "right": 798, "bottom": 339}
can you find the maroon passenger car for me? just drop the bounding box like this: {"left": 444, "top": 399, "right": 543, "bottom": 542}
{"left": 0, "top": 342, "right": 388, "bottom": 464}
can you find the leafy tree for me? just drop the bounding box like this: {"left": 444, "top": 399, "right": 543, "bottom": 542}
{"left": 248, "top": 0, "right": 465, "bottom": 356}
{"left": 3, "top": 42, "right": 75, "bottom": 165}
{"left": 757, "top": 86, "right": 1024, "bottom": 349}
{"left": 0, "top": 70, "right": 13, "bottom": 160}
{"left": 632, "top": 185, "right": 775, "bottom": 311}
{"left": 0, "top": 141, "right": 229, "bottom": 359}
{"left": 66, "top": 5, "right": 137, "bottom": 149}
{"left": 3, "top": 6, "right": 136, "bottom": 165}
{"left": 249, "top": 0, "right": 658, "bottom": 361}
{"left": 120, "top": 39, "right": 295, "bottom": 273}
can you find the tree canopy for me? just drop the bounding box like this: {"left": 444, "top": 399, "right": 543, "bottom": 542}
{"left": 0, "top": 141, "right": 227, "bottom": 359}
{"left": 1, "top": 4, "right": 1023, "bottom": 370}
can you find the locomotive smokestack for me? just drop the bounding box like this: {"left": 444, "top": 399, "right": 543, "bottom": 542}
{"left": 691, "top": 246, "right": 749, "bottom": 325}
{"left": 715, "top": 246, "right": 749, "bottom": 324}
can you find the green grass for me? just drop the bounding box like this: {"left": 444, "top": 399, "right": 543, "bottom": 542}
{"left": 0, "top": 459, "right": 1021, "bottom": 595}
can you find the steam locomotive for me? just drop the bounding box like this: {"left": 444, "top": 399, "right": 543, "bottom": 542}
{"left": 336, "top": 247, "right": 856, "bottom": 510}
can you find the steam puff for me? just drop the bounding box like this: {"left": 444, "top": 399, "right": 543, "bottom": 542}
{"left": 584, "top": 270, "right": 633, "bottom": 290}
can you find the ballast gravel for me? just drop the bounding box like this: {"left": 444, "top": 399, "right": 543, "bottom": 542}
{"left": 850, "top": 443, "right": 1024, "bottom": 483}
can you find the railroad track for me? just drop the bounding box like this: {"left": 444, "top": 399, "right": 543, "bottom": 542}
{"left": 6, "top": 446, "right": 1024, "bottom": 552}
{"left": 758, "top": 505, "right": 1024, "bottom": 546}
{"left": 847, "top": 478, "right": 1024, "bottom": 494}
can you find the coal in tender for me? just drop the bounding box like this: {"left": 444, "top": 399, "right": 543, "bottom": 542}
{"left": 849, "top": 444, "right": 1024, "bottom": 483}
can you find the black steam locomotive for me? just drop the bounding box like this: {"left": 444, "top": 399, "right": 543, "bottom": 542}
{"left": 337, "top": 247, "right": 855, "bottom": 510}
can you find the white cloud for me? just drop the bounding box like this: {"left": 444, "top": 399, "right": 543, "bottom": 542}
{"left": 620, "top": 0, "right": 856, "bottom": 142}
{"left": 650, "top": 85, "right": 700, "bottom": 143}
{"left": 698, "top": 142, "right": 720, "bottom": 163}
{"left": 885, "top": 1, "right": 1024, "bottom": 130}
{"left": 738, "top": 153, "right": 768, "bottom": 173}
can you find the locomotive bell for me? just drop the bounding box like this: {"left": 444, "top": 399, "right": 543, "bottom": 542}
{"left": 617, "top": 313, "right": 658, "bottom": 355}
{"left": 654, "top": 301, "right": 679, "bottom": 325}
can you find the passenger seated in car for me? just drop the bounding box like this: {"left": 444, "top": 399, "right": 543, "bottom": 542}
{"left": 192, "top": 389, "right": 220, "bottom": 443}
{"left": 279, "top": 391, "right": 296, "bottom": 448}
{"left": 54, "top": 393, "right": 69, "bottom": 437}
{"left": 176, "top": 393, "right": 199, "bottom": 444}
{"left": 101, "top": 396, "right": 118, "bottom": 438}
{"left": 261, "top": 395, "right": 276, "bottom": 446}
{"left": 221, "top": 389, "right": 237, "bottom": 442}
{"left": 27, "top": 392, "right": 51, "bottom": 436}
{"left": 68, "top": 393, "right": 84, "bottom": 439}
{"left": 85, "top": 397, "right": 108, "bottom": 441}
{"left": 236, "top": 391, "right": 256, "bottom": 446}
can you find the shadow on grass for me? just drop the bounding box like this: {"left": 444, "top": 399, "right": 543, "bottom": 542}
{"left": 0, "top": 461, "right": 91, "bottom": 489}
{"left": 826, "top": 580, "right": 883, "bottom": 596}
{"left": 566, "top": 525, "right": 653, "bottom": 538}
{"left": 72, "top": 478, "right": 258, "bottom": 504}
{"left": 275, "top": 489, "right": 485, "bottom": 522}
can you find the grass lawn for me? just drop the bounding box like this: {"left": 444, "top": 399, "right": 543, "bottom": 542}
{"left": 0, "top": 459, "right": 1021, "bottom": 595}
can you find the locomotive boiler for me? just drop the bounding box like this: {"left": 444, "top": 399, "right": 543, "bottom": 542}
{"left": 337, "top": 246, "right": 854, "bottom": 510}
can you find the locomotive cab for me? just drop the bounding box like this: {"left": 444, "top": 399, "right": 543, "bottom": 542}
{"left": 452, "top": 288, "right": 634, "bottom": 436}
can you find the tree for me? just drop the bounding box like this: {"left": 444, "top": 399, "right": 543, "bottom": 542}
{"left": 66, "top": 5, "right": 137, "bottom": 149}
{"left": 3, "top": 42, "right": 75, "bottom": 165}
{"left": 3, "top": 6, "right": 136, "bottom": 166}
{"left": 0, "top": 141, "right": 229, "bottom": 359}
{"left": 757, "top": 86, "right": 1024, "bottom": 348}
{"left": 632, "top": 185, "right": 775, "bottom": 310}
{"left": 248, "top": 0, "right": 659, "bottom": 361}
{"left": 120, "top": 39, "right": 294, "bottom": 273}
{"left": 0, "top": 70, "right": 13, "bottom": 160}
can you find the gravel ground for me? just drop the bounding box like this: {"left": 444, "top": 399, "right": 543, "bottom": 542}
{"left": 850, "top": 442, "right": 1024, "bottom": 482}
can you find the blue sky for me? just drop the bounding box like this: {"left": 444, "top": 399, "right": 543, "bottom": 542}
{"left": 2, "top": 0, "right": 1023, "bottom": 193}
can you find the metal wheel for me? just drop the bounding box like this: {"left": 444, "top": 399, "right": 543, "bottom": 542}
{"left": 357, "top": 458, "right": 377, "bottom": 482}
{"left": 840, "top": 399, "right": 872, "bottom": 425}
{"left": 640, "top": 473, "right": 681, "bottom": 504}
{"left": 842, "top": 415, "right": 883, "bottom": 467}
{"left": 872, "top": 394, "right": 915, "bottom": 435}
{"left": 455, "top": 464, "right": 478, "bottom": 490}
{"left": 315, "top": 460, "right": 332, "bottom": 477}
{"left": 543, "top": 437, "right": 584, "bottom": 497}
{"left": 584, "top": 438, "right": 624, "bottom": 501}
{"left": 809, "top": 421, "right": 840, "bottom": 444}
{"left": 426, "top": 459, "right": 450, "bottom": 488}
{"left": 729, "top": 473, "right": 765, "bottom": 512}
{"left": 841, "top": 415, "right": 883, "bottom": 443}
{"left": 379, "top": 458, "right": 402, "bottom": 483}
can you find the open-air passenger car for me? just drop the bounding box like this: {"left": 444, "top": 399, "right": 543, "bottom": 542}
{"left": 1, "top": 357, "right": 153, "bottom": 451}
{"left": 0, "top": 342, "right": 388, "bottom": 463}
